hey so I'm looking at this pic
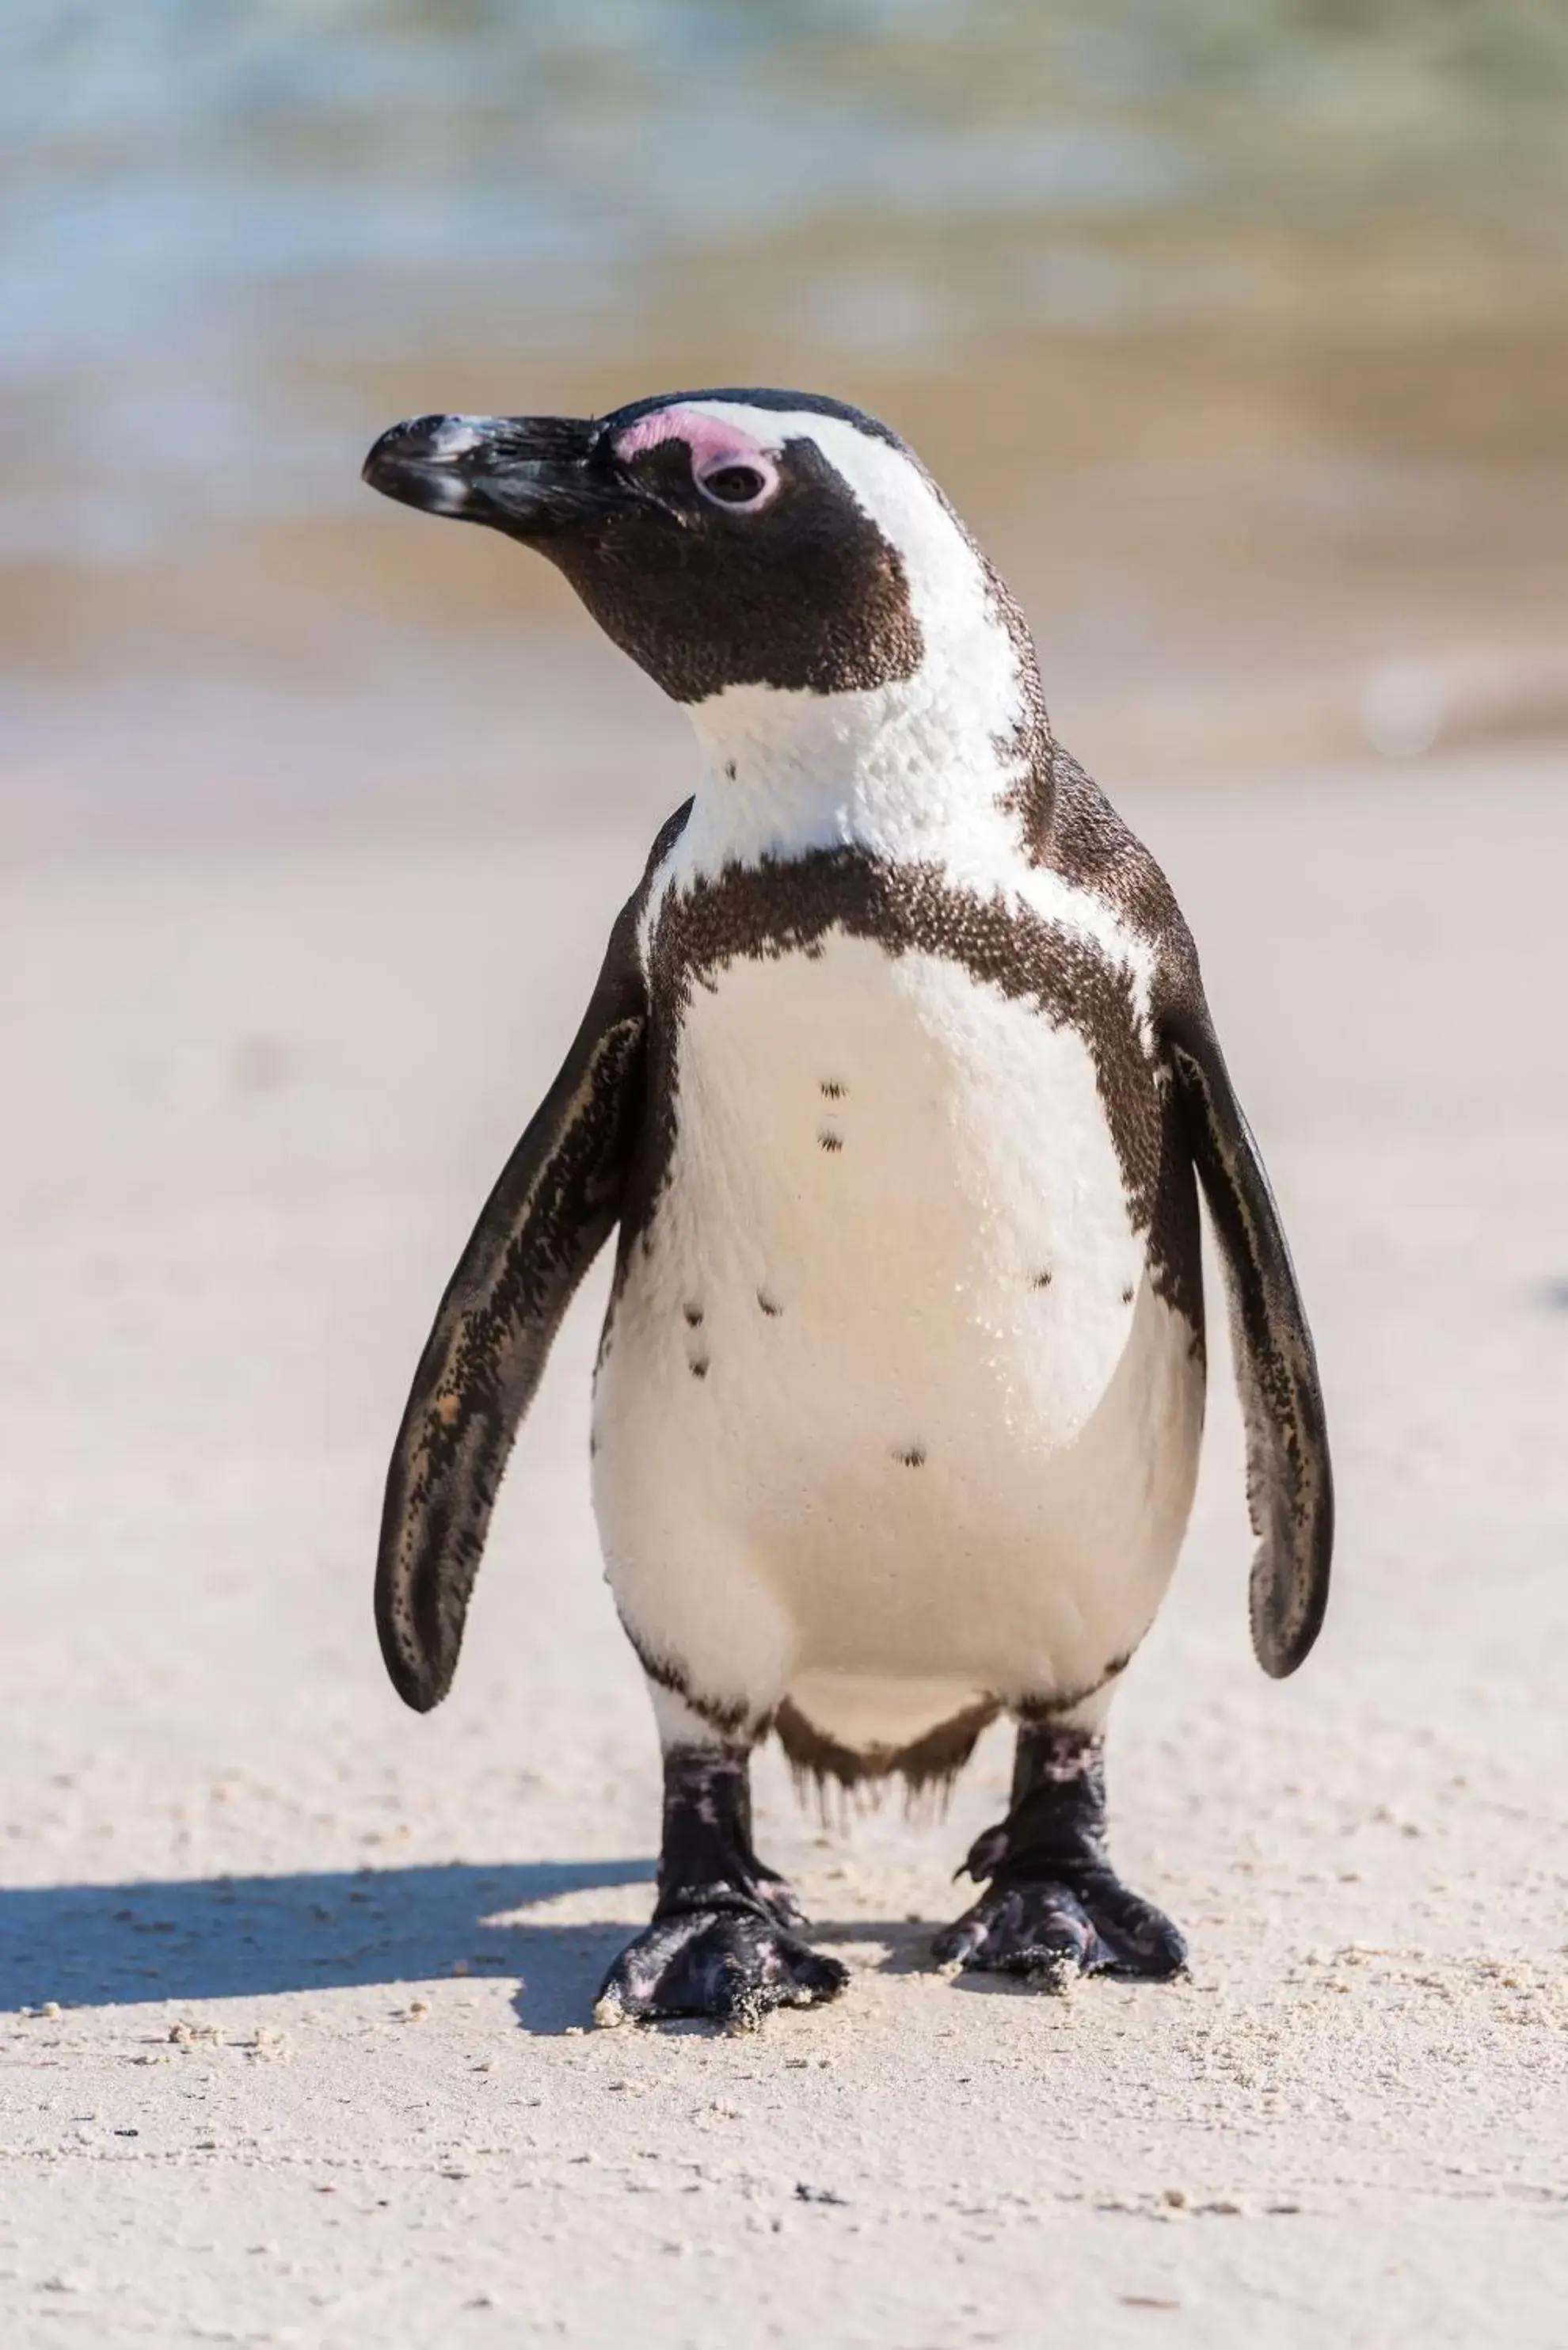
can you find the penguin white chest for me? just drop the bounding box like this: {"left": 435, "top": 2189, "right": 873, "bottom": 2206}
{"left": 593, "top": 929, "right": 1204, "bottom": 1725}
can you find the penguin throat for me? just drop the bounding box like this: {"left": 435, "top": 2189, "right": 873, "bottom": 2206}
{"left": 681, "top": 634, "right": 1052, "bottom": 885}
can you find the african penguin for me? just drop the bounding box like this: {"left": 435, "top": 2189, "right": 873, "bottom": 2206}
{"left": 362, "top": 390, "right": 1333, "bottom": 2029}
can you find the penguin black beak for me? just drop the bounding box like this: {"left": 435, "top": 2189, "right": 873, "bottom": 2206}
{"left": 361, "top": 413, "right": 635, "bottom": 539}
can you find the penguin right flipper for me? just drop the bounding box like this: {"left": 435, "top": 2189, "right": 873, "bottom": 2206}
{"left": 375, "top": 891, "right": 649, "bottom": 1714}
{"left": 1163, "top": 1001, "right": 1334, "bottom": 1678}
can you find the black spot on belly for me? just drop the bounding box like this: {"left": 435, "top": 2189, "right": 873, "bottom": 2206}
{"left": 756, "top": 1289, "right": 783, "bottom": 1317}
{"left": 689, "top": 1356, "right": 710, "bottom": 1380}
{"left": 1121, "top": 1282, "right": 1135, "bottom": 1304}
{"left": 892, "top": 1444, "right": 927, "bottom": 1468}
{"left": 1033, "top": 1269, "right": 1053, "bottom": 1290}
{"left": 818, "top": 1131, "right": 844, "bottom": 1154}
{"left": 683, "top": 1303, "right": 704, "bottom": 1327}
{"left": 616, "top": 811, "right": 1208, "bottom": 1350}
{"left": 820, "top": 1080, "right": 847, "bottom": 1100}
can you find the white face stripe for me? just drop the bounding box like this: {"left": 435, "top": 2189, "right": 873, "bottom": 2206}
{"left": 676, "top": 402, "right": 980, "bottom": 603}
{"left": 672, "top": 402, "right": 1025, "bottom": 862}
{"left": 631, "top": 401, "right": 1156, "bottom": 1028}
{"left": 618, "top": 402, "right": 934, "bottom": 534}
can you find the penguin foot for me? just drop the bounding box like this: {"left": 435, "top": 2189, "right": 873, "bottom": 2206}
{"left": 931, "top": 1721, "right": 1187, "bottom": 1990}
{"left": 931, "top": 1866, "right": 1187, "bottom": 1990}
{"left": 594, "top": 1906, "right": 850, "bottom": 2033}
{"left": 600, "top": 1742, "right": 849, "bottom": 2028}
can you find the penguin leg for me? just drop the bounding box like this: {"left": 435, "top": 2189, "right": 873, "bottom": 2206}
{"left": 594, "top": 1742, "right": 850, "bottom": 2032}
{"left": 932, "top": 1722, "right": 1187, "bottom": 1990}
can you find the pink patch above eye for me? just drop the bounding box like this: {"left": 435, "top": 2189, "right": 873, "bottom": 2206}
{"left": 613, "top": 406, "right": 769, "bottom": 472}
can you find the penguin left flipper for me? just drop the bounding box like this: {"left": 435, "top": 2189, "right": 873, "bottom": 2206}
{"left": 375, "top": 893, "right": 649, "bottom": 1714}
{"left": 1163, "top": 1000, "right": 1334, "bottom": 1678}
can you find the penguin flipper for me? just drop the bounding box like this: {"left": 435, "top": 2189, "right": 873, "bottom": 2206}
{"left": 375, "top": 901, "right": 647, "bottom": 1712}
{"left": 1164, "top": 1006, "right": 1334, "bottom": 1677}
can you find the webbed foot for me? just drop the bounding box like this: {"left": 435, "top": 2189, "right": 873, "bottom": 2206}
{"left": 933, "top": 1865, "right": 1186, "bottom": 1989}
{"left": 596, "top": 1742, "right": 849, "bottom": 2031}
{"left": 595, "top": 1904, "right": 849, "bottom": 2032}
{"left": 934, "top": 1721, "right": 1187, "bottom": 1992}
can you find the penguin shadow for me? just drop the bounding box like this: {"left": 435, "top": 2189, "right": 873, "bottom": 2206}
{"left": 0, "top": 1870, "right": 1045, "bottom": 2032}
{"left": 810, "top": 1917, "right": 1072, "bottom": 1999}
{"left": 0, "top": 1859, "right": 657, "bottom": 2032}
{"left": 815, "top": 1916, "right": 942, "bottom": 1977}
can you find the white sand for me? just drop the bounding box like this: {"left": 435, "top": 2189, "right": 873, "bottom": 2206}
{"left": 3, "top": 728, "right": 1566, "bottom": 2345}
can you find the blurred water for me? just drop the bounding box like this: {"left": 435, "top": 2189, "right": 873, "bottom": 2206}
{"left": 3, "top": 0, "right": 1566, "bottom": 819}
{"left": 6, "top": 0, "right": 1567, "bottom": 562}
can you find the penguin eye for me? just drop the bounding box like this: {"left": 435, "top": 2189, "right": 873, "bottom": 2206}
{"left": 695, "top": 456, "right": 777, "bottom": 512}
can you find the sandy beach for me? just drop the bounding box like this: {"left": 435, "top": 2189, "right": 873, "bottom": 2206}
{"left": 4, "top": 685, "right": 1566, "bottom": 2343}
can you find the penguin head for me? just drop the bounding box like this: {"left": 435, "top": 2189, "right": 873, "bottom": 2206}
{"left": 362, "top": 390, "right": 1008, "bottom": 708}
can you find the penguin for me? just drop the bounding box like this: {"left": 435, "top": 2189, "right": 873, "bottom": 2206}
{"left": 362, "top": 390, "right": 1333, "bottom": 2031}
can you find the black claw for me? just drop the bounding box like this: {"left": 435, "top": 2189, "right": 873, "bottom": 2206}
{"left": 1077, "top": 1868, "right": 1189, "bottom": 1978}
{"left": 932, "top": 1911, "right": 983, "bottom": 1968}
{"left": 595, "top": 1909, "right": 850, "bottom": 2032}
{"left": 753, "top": 1872, "right": 809, "bottom": 1932}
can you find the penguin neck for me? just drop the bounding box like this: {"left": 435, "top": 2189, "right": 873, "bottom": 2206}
{"left": 678, "top": 613, "right": 1052, "bottom": 886}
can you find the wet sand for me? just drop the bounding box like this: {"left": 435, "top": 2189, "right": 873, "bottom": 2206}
{"left": 3, "top": 708, "right": 1566, "bottom": 2344}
